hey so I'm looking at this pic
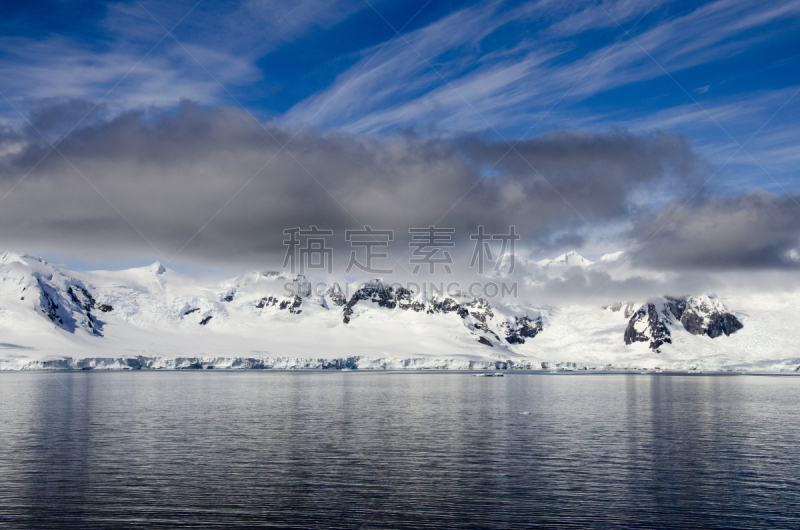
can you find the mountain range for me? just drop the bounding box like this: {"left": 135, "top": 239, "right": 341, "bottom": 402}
{"left": 0, "top": 250, "right": 797, "bottom": 371}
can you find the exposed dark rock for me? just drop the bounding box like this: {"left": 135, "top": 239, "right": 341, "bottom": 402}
{"left": 666, "top": 297, "right": 687, "bottom": 321}
{"left": 256, "top": 296, "right": 278, "bottom": 309}
{"left": 665, "top": 295, "right": 743, "bottom": 338}
{"left": 680, "top": 310, "right": 705, "bottom": 335}
{"left": 342, "top": 281, "right": 409, "bottom": 321}
{"left": 625, "top": 296, "right": 743, "bottom": 350}
{"left": 199, "top": 316, "right": 212, "bottom": 325}
{"left": 325, "top": 284, "right": 347, "bottom": 307}
{"left": 706, "top": 312, "right": 743, "bottom": 338}
{"left": 460, "top": 298, "right": 501, "bottom": 340}
{"left": 465, "top": 298, "right": 494, "bottom": 322}
{"left": 428, "top": 297, "right": 468, "bottom": 318}
{"left": 502, "top": 316, "right": 544, "bottom": 344}
{"left": 337, "top": 281, "right": 542, "bottom": 344}
{"left": 97, "top": 304, "right": 113, "bottom": 312}
{"left": 624, "top": 303, "right": 672, "bottom": 350}
{"left": 478, "top": 336, "right": 493, "bottom": 347}
{"left": 37, "top": 278, "right": 64, "bottom": 326}
{"left": 184, "top": 308, "right": 200, "bottom": 315}
{"left": 67, "top": 285, "right": 96, "bottom": 312}
{"left": 397, "top": 290, "right": 426, "bottom": 312}
{"left": 64, "top": 284, "right": 105, "bottom": 336}
{"left": 279, "top": 295, "right": 302, "bottom": 314}
{"left": 222, "top": 294, "right": 234, "bottom": 302}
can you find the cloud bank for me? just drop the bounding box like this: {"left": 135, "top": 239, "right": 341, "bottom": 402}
{"left": 0, "top": 101, "right": 718, "bottom": 272}
{"left": 630, "top": 190, "right": 800, "bottom": 269}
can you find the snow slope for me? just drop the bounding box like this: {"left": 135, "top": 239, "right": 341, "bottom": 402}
{"left": 0, "top": 251, "right": 798, "bottom": 371}
{"left": 536, "top": 250, "right": 594, "bottom": 268}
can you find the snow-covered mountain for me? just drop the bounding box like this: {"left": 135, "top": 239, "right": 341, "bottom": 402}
{"left": 536, "top": 250, "right": 594, "bottom": 268}
{"left": 616, "top": 295, "right": 743, "bottom": 351}
{"left": 0, "top": 250, "right": 797, "bottom": 371}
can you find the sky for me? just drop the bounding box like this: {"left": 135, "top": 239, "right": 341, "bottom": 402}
{"left": 0, "top": 0, "right": 799, "bottom": 280}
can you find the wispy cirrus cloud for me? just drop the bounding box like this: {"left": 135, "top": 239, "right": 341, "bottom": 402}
{"left": 284, "top": 0, "right": 800, "bottom": 139}
{"left": 0, "top": 0, "right": 372, "bottom": 119}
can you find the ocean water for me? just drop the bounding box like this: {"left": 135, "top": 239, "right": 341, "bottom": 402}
{"left": 0, "top": 371, "right": 799, "bottom": 528}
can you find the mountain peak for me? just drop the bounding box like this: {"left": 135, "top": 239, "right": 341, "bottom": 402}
{"left": 148, "top": 262, "right": 167, "bottom": 275}
{"left": 537, "top": 250, "right": 593, "bottom": 267}
{"left": 0, "top": 251, "right": 46, "bottom": 266}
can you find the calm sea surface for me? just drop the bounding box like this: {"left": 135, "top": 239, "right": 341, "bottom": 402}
{"left": 1, "top": 371, "right": 799, "bottom": 528}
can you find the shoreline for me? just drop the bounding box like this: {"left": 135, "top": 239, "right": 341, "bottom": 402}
{"left": 1, "top": 355, "right": 798, "bottom": 373}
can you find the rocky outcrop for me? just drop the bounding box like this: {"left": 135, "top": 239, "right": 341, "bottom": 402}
{"left": 461, "top": 298, "right": 501, "bottom": 341}
{"left": 478, "top": 336, "right": 494, "bottom": 347}
{"left": 341, "top": 280, "right": 425, "bottom": 322}
{"left": 624, "top": 303, "right": 672, "bottom": 350}
{"left": 254, "top": 294, "right": 303, "bottom": 314}
{"left": 33, "top": 276, "right": 106, "bottom": 336}
{"left": 339, "top": 280, "right": 542, "bottom": 345}
{"left": 705, "top": 313, "right": 744, "bottom": 338}
{"left": 67, "top": 285, "right": 95, "bottom": 312}
{"left": 343, "top": 280, "right": 398, "bottom": 322}
{"left": 429, "top": 297, "right": 469, "bottom": 318}
{"left": 666, "top": 295, "right": 743, "bottom": 338}
{"left": 255, "top": 296, "right": 278, "bottom": 309}
{"left": 501, "top": 316, "right": 544, "bottom": 344}
{"left": 279, "top": 295, "right": 302, "bottom": 314}
{"left": 38, "top": 277, "right": 66, "bottom": 326}
{"left": 625, "top": 295, "right": 742, "bottom": 350}
{"left": 325, "top": 284, "right": 347, "bottom": 307}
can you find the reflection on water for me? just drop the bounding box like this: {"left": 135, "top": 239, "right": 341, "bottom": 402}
{"left": 1, "top": 371, "right": 799, "bottom": 528}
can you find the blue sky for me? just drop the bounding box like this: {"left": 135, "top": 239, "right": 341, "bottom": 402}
{"left": 1, "top": 0, "right": 798, "bottom": 195}
{"left": 1, "top": 0, "right": 799, "bottom": 273}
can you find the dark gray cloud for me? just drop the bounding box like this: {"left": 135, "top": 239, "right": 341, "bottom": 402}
{"left": 630, "top": 190, "right": 800, "bottom": 269}
{"left": 461, "top": 128, "right": 707, "bottom": 222}
{"left": 26, "top": 98, "right": 109, "bottom": 136}
{"left": 0, "top": 101, "right": 707, "bottom": 270}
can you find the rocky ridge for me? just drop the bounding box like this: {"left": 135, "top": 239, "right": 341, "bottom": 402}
{"left": 620, "top": 295, "right": 743, "bottom": 351}
{"left": 0, "top": 252, "right": 748, "bottom": 360}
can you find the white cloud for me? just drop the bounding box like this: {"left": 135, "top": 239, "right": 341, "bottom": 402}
{"left": 283, "top": 0, "right": 800, "bottom": 137}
